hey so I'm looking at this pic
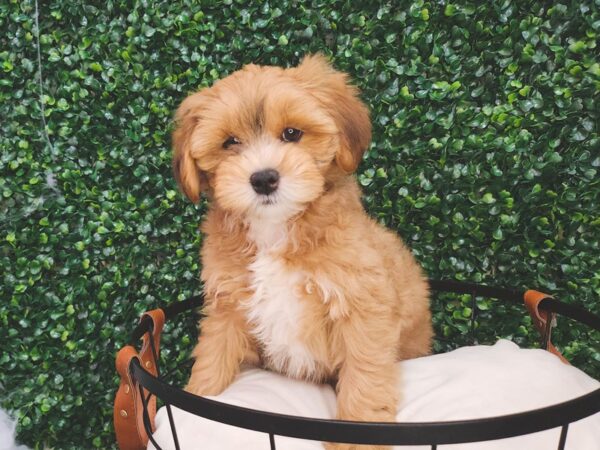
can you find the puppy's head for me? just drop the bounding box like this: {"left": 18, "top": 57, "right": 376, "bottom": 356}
{"left": 172, "top": 54, "right": 371, "bottom": 221}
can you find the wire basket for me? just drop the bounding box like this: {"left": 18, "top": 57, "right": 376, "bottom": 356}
{"left": 113, "top": 280, "right": 600, "bottom": 450}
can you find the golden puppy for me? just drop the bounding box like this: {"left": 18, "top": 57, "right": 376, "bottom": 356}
{"left": 172, "top": 54, "right": 432, "bottom": 449}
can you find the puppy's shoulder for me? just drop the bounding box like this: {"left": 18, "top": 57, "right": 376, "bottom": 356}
{"left": 201, "top": 208, "right": 253, "bottom": 258}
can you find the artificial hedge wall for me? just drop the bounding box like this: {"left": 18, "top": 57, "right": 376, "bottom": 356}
{"left": 1, "top": 0, "right": 599, "bottom": 448}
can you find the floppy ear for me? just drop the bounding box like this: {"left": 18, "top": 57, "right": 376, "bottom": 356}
{"left": 172, "top": 91, "right": 209, "bottom": 203}
{"left": 293, "top": 54, "right": 371, "bottom": 173}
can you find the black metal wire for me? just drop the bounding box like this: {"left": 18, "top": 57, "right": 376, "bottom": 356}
{"left": 428, "top": 279, "right": 522, "bottom": 303}
{"left": 429, "top": 280, "right": 600, "bottom": 332}
{"left": 139, "top": 382, "right": 164, "bottom": 450}
{"left": 538, "top": 298, "right": 600, "bottom": 331}
{"left": 129, "top": 294, "right": 204, "bottom": 345}
{"left": 470, "top": 288, "right": 477, "bottom": 345}
{"left": 268, "top": 433, "right": 276, "bottom": 450}
{"left": 128, "top": 283, "right": 600, "bottom": 347}
{"left": 557, "top": 424, "right": 569, "bottom": 450}
{"left": 149, "top": 331, "right": 181, "bottom": 450}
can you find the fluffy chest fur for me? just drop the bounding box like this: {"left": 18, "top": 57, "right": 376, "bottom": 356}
{"left": 243, "top": 223, "right": 317, "bottom": 379}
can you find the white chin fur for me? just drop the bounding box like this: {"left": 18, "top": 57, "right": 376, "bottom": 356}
{"left": 248, "top": 188, "right": 305, "bottom": 222}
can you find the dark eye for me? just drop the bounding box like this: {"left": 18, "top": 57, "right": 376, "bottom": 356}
{"left": 223, "top": 136, "right": 241, "bottom": 149}
{"left": 281, "top": 128, "right": 303, "bottom": 143}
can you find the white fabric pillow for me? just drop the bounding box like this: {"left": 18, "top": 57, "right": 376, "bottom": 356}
{"left": 149, "top": 340, "right": 599, "bottom": 449}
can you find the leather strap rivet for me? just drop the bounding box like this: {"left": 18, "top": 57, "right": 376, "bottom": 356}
{"left": 119, "top": 409, "right": 128, "bottom": 418}
{"left": 145, "top": 360, "right": 152, "bottom": 369}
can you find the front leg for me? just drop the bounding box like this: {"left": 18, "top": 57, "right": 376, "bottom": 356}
{"left": 325, "top": 362, "right": 397, "bottom": 450}
{"left": 326, "top": 316, "right": 399, "bottom": 450}
{"left": 186, "top": 308, "right": 257, "bottom": 396}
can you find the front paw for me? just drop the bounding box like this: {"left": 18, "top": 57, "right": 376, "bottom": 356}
{"left": 324, "top": 443, "right": 389, "bottom": 450}
{"left": 184, "top": 374, "right": 210, "bottom": 396}
{"left": 184, "top": 365, "right": 227, "bottom": 396}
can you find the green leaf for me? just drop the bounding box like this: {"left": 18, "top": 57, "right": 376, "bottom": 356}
{"left": 2, "top": 3, "right": 599, "bottom": 449}
{"left": 482, "top": 193, "right": 496, "bottom": 204}
{"left": 568, "top": 40, "right": 586, "bottom": 53}
{"left": 444, "top": 4, "right": 457, "bottom": 16}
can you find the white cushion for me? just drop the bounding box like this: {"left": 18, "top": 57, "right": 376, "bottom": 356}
{"left": 149, "top": 340, "right": 599, "bottom": 449}
{"left": 0, "top": 408, "right": 31, "bottom": 450}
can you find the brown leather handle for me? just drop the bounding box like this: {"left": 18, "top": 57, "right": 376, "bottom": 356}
{"left": 114, "top": 309, "right": 165, "bottom": 450}
{"left": 139, "top": 309, "right": 165, "bottom": 377}
{"left": 524, "top": 290, "right": 569, "bottom": 364}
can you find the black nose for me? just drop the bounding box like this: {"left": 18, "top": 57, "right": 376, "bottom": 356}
{"left": 250, "top": 169, "right": 280, "bottom": 195}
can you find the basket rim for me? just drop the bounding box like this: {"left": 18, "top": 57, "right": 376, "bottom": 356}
{"left": 131, "top": 358, "right": 600, "bottom": 446}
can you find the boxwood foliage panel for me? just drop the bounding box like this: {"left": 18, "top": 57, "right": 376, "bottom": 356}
{"left": 1, "top": 0, "right": 598, "bottom": 448}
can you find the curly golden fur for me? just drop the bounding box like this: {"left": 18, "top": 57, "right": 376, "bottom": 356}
{"left": 172, "top": 54, "right": 433, "bottom": 450}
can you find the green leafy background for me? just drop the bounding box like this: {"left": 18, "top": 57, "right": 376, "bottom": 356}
{"left": 1, "top": 0, "right": 598, "bottom": 448}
